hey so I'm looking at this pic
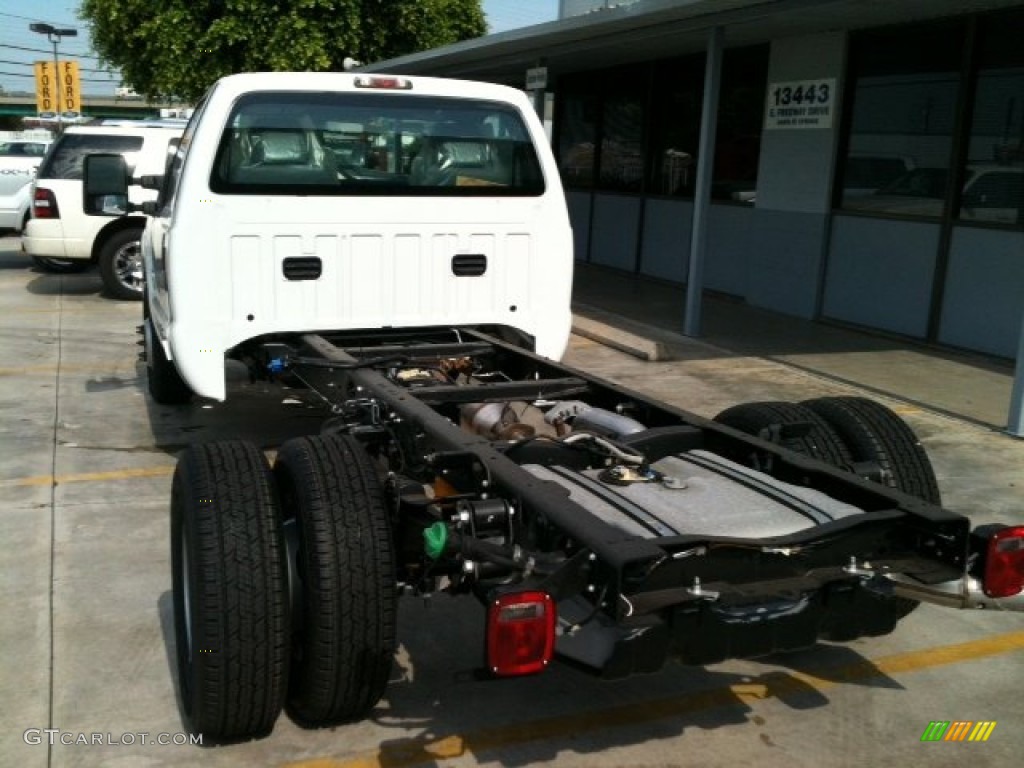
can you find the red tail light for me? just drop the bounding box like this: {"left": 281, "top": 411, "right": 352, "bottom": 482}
{"left": 486, "top": 591, "right": 556, "bottom": 676}
{"left": 983, "top": 526, "right": 1024, "bottom": 598}
{"left": 353, "top": 75, "right": 412, "bottom": 90}
{"left": 32, "top": 188, "right": 59, "bottom": 219}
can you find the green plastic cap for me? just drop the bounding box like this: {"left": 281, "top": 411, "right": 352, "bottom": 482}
{"left": 424, "top": 522, "right": 449, "bottom": 561}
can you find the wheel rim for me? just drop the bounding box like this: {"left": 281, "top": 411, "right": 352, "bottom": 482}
{"left": 112, "top": 239, "right": 143, "bottom": 293}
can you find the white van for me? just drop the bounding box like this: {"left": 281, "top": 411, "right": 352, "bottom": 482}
{"left": 83, "top": 72, "right": 573, "bottom": 402}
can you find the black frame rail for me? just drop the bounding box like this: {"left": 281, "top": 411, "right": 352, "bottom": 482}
{"left": 291, "top": 332, "right": 972, "bottom": 595}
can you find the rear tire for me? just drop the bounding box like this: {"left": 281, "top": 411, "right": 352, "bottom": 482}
{"left": 274, "top": 434, "right": 397, "bottom": 728}
{"left": 713, "top": 401, "right": 852, "bottom": 467}
{"left": 801, "top": 396, "right": 941, "bottom": 505}
{"left": 803, "top": 396, "right": 941, "bottom": 623}
{"left": 31, "top": 256, "right": 90, "bottom": 274}
{"left": 171, "top": 441, "right": 290, "bottom": 741}
{"left": 99, "top": 227, "right": 145, "bottom": 300}
{"left": 146, "top": 317, "right": 192, "bottom": 404}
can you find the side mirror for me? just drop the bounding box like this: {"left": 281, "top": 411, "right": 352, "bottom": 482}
{"left": 83, "top": 154, "right": 129, "bottom": 216}
{"left": 140, "top": 174, "right": 164, "bottom": 190}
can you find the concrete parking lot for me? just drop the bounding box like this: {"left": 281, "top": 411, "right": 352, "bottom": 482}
{"left": 1, "top": 233, "right": 1022, "bottom": 768}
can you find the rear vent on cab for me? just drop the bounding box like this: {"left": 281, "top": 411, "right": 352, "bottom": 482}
{"left": 452, "top": 253, "right": 487, "bottom": 277}
{"left": 282, "top": 257, "right": 322, "bottom": 281}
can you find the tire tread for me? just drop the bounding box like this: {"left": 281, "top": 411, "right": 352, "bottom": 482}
{"left": 172, "top": 441, "right": 289, "bottom": 740}
{"left": 803, "top": 396, "right": 941, "bottom": 505}
{"left": 276, "top": 434, "right": 396, "bottom": 727}
{"left": 714, "top": 401, "right": 853, "bottom": 467}
{"left": 99, "top": 227, "right": 144, "bottom": 300}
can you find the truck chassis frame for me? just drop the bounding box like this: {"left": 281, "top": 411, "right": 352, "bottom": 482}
{"left": 170, "top": 326, "right": 1024, "bottom": 742}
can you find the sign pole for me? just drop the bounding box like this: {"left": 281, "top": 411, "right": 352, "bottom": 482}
{"left": 51, "top": 38, "right": 62, "bottom": 131}
{"left": 29, "top": 23, "right": 77, "bottom": 132}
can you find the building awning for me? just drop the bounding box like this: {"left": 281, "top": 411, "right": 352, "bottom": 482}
{"left": 365, "top": 0, "right": 1023, "bottom": 85}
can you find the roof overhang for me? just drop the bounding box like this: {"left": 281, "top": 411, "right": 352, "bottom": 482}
{"left": 365, "top": 0, "right": 1023, "bottom": 86}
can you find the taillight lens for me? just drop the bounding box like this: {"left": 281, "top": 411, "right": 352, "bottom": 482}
{"left": 32, "top": 188, "right": 59, "bottom": 219}
{"left": 486, "top": 591, "right": 556, "bottom": 677}
{"left": 983, "top": 526, "right": 1024, "bottom": 598}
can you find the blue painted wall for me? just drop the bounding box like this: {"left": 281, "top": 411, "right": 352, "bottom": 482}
{"left": 939, "top": 227, "right": 1024, "bottom": 357}
{"left": 824, "top": 215, "right": 938, "bottom": 337}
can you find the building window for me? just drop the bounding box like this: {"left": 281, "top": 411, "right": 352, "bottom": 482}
{"left": 556, "top": 83, "right": 599, "bottom": 190}
{"left": 557, "top": 67, "right": 648, "bottom": 194}
{"left": 556, "top": 46, "right": 767, "bottom": 201}
{"left": 713, "top": 44, "right": 769, "bottom": 203}
{"left": 648, "top": 54, "right": 703, "bottom": 197}
{"left": 960, "top": 10, "right": 1024, "bottom": 226}
{"left": 838, "top": 20, "right": 965, "bottom": 216}
{"left": 598, "top": 91, "right": 646, "bottom": 193}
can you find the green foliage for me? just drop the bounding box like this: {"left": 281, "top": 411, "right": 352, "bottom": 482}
{"left": 79, "top": 0, "right": 486, "bottom": 101}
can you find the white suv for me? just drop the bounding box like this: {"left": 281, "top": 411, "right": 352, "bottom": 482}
{"left": 23, "top": 124, "right": 183, "bottom": 298}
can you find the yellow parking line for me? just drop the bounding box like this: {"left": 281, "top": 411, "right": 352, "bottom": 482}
{"left": 283, "top": 629, "right": 1024, "bottom": 768}
{"left": 3, "top": 466, "right": 174, "bottom": 488}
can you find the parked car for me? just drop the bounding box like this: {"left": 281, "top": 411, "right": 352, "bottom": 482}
{"left": 23, "top": 124, "right": 183, "bottom": 297}
{"left": 844, "top": 164, "right": 1024, "bottom": 224}
{"left": 0, "top": 137, "right": 52, "bottom": 235}
{"left": 840, "top": 154, "right": 916, "bottom": 199}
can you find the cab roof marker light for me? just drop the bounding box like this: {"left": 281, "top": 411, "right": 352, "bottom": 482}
{"left": 983, "top": 526, "right": 1024, "bottom": 598}
{"left": 486, "top": 591, "right": 556, "bottom": 677}
{"left": 353, "top": 75, "right": 413, "bottom": 90}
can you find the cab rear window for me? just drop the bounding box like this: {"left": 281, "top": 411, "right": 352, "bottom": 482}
{"left": 210, "top": 91, "right": 545, "bottom": 196}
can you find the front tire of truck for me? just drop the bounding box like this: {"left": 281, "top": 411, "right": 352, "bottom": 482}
{"left": 145, "top": 317, "right": 192, "bottom": 405}
{"left": 274, "top": 434, "right": 397, "bottom": 728}
{"left": 171, "top": 441, "right": 290, "bottom": 741}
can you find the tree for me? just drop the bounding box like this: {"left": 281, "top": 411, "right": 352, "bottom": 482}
{"left": 79, "top": 0, "right": 487, "bottom": 102}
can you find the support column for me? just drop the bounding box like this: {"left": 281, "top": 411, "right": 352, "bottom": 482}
{"left": 1008, "top": 312, "right": 1024, "bottom": 437}
{"left": 684, "top": 26, "right": 723, "bottom": 337}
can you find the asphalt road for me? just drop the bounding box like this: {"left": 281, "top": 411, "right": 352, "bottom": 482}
{"left": 1, "top": 234, "right": 1021, "bottom": 768}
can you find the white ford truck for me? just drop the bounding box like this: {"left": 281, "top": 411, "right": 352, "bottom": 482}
{"left": 82, "top": 72, "right": 1024, "bottom": 744}
{"left": 86, "top": 72, "right": 572, "bottom": 402}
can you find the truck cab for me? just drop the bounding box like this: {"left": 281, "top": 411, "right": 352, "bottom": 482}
{"left": 84, "top": 72, "right": 573, "bottom": 401}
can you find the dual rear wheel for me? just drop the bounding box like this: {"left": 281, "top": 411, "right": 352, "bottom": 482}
{"left": 171, "top": 434, "right": 396, "bottom": 741}
{"left": 713, "top": 396, "right": 941, "bottom": 505}
{"left": 713, "top": 396, "right": 941, "bottom": 625}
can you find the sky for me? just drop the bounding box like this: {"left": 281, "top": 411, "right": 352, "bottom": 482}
{"left": 0, "top": 0, "right": 560, "bottom": 97}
